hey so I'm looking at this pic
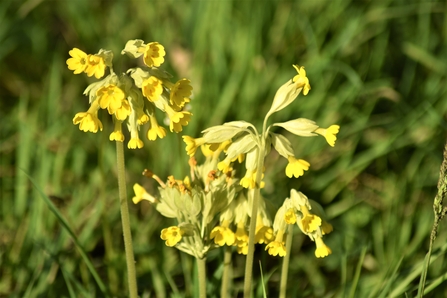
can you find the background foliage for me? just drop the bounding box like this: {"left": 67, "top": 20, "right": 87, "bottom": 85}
{"left": 1, "top": 0, "right": 447, "bottom": 297}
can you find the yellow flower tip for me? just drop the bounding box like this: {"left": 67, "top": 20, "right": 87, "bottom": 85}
{"left": 161, "top": 226, "right": 184, "bottom": 247}
{"left": 73, "top": 112, "right": 103, "bottom": 133}
{"left": 169, "top": 111, "right": 192, "bottom": 133}
{"left": 200, "top": 144, "right": 214, "bottom": 157}
{"left": 265, "top": 241, "right": 287, "bottom": 257}
{"left": 110, "top": 131, "right": 125, "bottom": 142}
{"left": 284, "top": 208, "right": 297, "bottom": 224}
{"left": 67, "top": 48, "right": 89, "bottom": 74}
{"left": 137, "top": 114, "right": 150, "bottom": 125}
{"left": 316, "top": 125, "right": 340, "bottom": 147}
{"left": 132, "top": 183, "right": 157, "bottom": 204}
{"left": 147, "top": 125, "right": 167, "bottom": 141}
{"left": 255, "top": 225, "right": 274, "bottom": 244}
{"left": 301, "top": 214, "right": 322, "bottom": 233}
{"left": 128, "top": 138, "right": 144, "bottom": 149}
{"left": 285, "top": 157, "right": 310, "bottom": 178}
{"left": 143, "top": 42, "right": 166, "bottom": 67}
{"left": 170, "top": 79, "right": 192, "bottom": 108}
{"left": 210, "top": 226, "right": 235, "bottom": 246}
{"left": 236, "top": 243, "right": 248, "bottom": 255}
{"left": 115, "top": 99, "right": 131, "bottom": 121}
{"left": 315, "top": 237, "right": 332, "bottom": 258}
{"left": 322, "top": 221, "right": 333, "bottom": 235}
{"left": 85, "top": 54, "right": 106, "bottom": 79}
{"left": 292, "top": 64, "right": 311, "bottom": 95}
{"left": 142, "top": 76, "right": 163, "bottom": 102}
{"left": 182, "top": 136, "right": 204, "bottom": 156}
{"left": 97, "top": 84, "right": 125, "bottom": 114}
{"left": 240, "top": 170, "right": 256, "bottom": 189}
{"left": 235, "top": 226, "right": 249, "bottom": 242}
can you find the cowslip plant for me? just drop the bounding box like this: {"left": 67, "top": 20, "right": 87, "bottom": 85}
{"left": 134, "top": 65, "right": 339, "bottom": 297}
{"left": 66, "top": 40, "right": 193, "bottom": 298}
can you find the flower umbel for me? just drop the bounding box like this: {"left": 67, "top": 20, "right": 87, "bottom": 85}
{"left": 67, "top": 40, "right": 193, "bottom": 148}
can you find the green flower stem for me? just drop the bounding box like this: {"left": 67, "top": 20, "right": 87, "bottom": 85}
{"left": 116, "top": 141, "right": 138, "bottom": 298}
{"left": 221, "top": 246, "right": 232, "bottom": 298}
{"left": 279, "top": 224, "right": 294, "bottom": 298}
{"left": 197, "top": 257, "right": 207, "bottom": 298}
{"left": 243, "top": 138, "right": 266, "bottom": 298}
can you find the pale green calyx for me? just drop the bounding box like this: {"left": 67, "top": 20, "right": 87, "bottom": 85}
{"left": 269, "top": 132, "right": 294, "bottom": 159}
{"left": 97, "top": 49, "right": 114, "bottom": 68}
{"left": 265, "top": 79, "right": 302, "bottom": 120}
{"left": 273, "top": 118, "right": 319, "bottom": 137}
{"left": 202, "top": 125, "right": 247, "bottom": 144}
{"left": 121, "top": 39, "right": 146, "bottom": 58}
{"left": 224, "top": 134, "right": 257, "bottom": 161}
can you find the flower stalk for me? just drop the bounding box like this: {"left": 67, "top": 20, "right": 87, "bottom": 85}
{"left": 197, "top": 257, "right": 207, "bottom": 298}
{"left": 279, "top": 224, "right": 294, "bottom": 298}
{"left": 116, "top": 141, "right": 138, "bottom": 298}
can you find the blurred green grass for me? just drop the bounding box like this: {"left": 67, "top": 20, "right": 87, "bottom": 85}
{"left": 1, "top": 0, "right": 447, "bottom": 297}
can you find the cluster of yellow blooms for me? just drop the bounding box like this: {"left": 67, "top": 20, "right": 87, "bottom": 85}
{"left": 133, "top": 65, "right": 338, "bottom": 258}
{"left": 66, "top": 40, "right": 193, "bottom": 149}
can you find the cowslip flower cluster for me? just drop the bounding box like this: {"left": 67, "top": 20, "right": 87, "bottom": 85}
{"left": 66, "top": 40, "right": 193, "bottom": 149}
{"left": 179, "top": 65, "right": 338, "bottom": 258}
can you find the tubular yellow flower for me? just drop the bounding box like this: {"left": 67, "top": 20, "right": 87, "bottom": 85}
{"left": 96, "top": 84, "right": 125, "bottom": 115}
{"left": 182, "top": 136, "right": 205, "bottom": 157}
{"left": 235, "top": 222, "right": 249, "bottom": 243}
{"left": 143, "top": 42, "right": 166, "bottom": 67}
{"left": 210, "top": 221, "right": 235, "bottom": 246}
{"left": 161, "top": 226, "right": 184, "bottom": 247}
{"left": 284, "top": 208, "right": 297, "bottom": 224}
{"left": 217, "top": 159, "right": 232, "bottom": 174}
{"left": 147, "top": 114, "right": 167, "bottom": 141}
{"left": 255, "top": 223, "right": 274, "bottom": 244}
{"left": 115, "top": 99, "right": 131, "bottom": 121}
{"left": 315, "top": 236, "right": 332, "bottom": 258}
{"left": 167, "top": 110, "right": 192, "bottom": 133}
{"left": 73, "top": 100, "right": 103, "bottom": 133}
{"left": 265, "top": 230, "right": 287, "bottom": 257}
{"left": 299, "top": 205, "right": 322, "bottom": 233}
{"left": 85, "top": 55, "right": 106, "bottom": 79}
{"left": 240, "top": 170, "right": 256, "bottom": 189}
{"left": 132, "top": 183, "right": 157, "bottom": 204}
{"left": 66, "top": 48, "right": 89, "bottom": 74}
{"left": 321, "top": 221, "right": 333, "bottom": 235}
{"left": 315, "top": 125, "right": 340, "bottom": 147}
{"left": 110, "top": 120, "right": 124, "bottom": 142}
{"left": 170, "top": 79, "right": 192, "bottom": 110}
{"left": 285, "top": 156, "right": 310, "bottom": 178}
{"left": 292, "top": 65, "right": 311, "bottom": 95}
{"left": 128, "top": 129, "right": 144, "bottom": 149}
{"left": 142, "top": 76, "right": 163, "bottom": 102}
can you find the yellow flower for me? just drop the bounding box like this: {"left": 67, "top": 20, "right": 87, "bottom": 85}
{"left": 315, "top": 236, "right": 332, "bottom": 258}
{"left": 210, "top": 225, "right": 235, "bottom": 246}
{"left": 96, "top": 84, "right": 125, "bottom": 115}
{"left": 161, "top": 226, "right": 184, "bottom": 247}
{"left": 182, "top": 136, "right": 205, "bottom": 157}
{"left": 85, "top": 55, "right": 106, "bottom": 79}
{"left": 299, "top": 205, "right": 321, "bottom": 233}
{"left": 143, "top": 42, "right": 166, "bottom": 67}
{"left": 168, "top": 111, "right": 192, "bottom": 133}
{"left": 170, "top": 79, "right": 192, "bottom": 110}
{"left": 142, "top": 76, "right": 163, "bottom": 102}
{"left": 132, "top": 183, "right": 157, "bottom": 204}
{"left": 147, "top": 114, "right": 167, "bottom": 141}
{"left": 236, "top": 242, "right": 248, "bottom": 255}
{"left": 265, "top": 241, "right": 286, "bottom": 257}
{"left": 292, "top": 65, "right": 311, "bottom": 96}
{"left": 315, "top": 125, "right": 340, "bottom": 147}
{"left": 284, "top": 208, "right": 297, "bottom": 224}
{"left": 240, "top": 170, "right": 256, "bottom": 189}
{"left": 72, "top": 100, "right": 103, "bottom": 133}
{"left": 128, "top": 138, "right": 144, "bottom": 149}
{"left": 265, "top": 229, "right": 287, "bottom": 257}
{"left": 66, "top": 48, "right": 89, "bottom": 74}
{"left": 255, "top": 224, "right": 273, "bottom": 244}
{"left": 235, "top": 223, "right": 249, "bottom": 243}
{"left": 114, "top": 99, "right": 131, "bottom": 121}
{"left": 285, "top": 156, "right": 310, "bottom": 178}
{"left": 110, "top": 120, "right": 124, "bottom": 142}
{"left": 217, "top": 159, "right": 232, "bottom": 173}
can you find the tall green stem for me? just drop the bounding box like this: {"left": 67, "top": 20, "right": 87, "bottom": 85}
{"left": 279, "top": 224, "right": 294, "bottom": 298}
{"left": 243, "top": 138, "right": 266, "bottom": 298}
{"left": 221, "top": 246, "right": 232, "bottom": 298}
{"left": 197, "top": 257, "right": 207, "bottom": 298}
{"left": 116, "top": 141, "right": 138, "bottom": 298}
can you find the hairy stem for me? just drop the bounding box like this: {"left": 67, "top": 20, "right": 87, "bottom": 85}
{"left": 197, "top": 257, "right": 207, "bottom": 298}
{"left": 244, "top": 138, "right": 265, "bottom": 298}
{"left": 279, "top": 224, "right": 294, "bottom": 298}
{"left": 116, "top": 141, "right": 138, "bottom": 298}
{"left": 221, "top": 246, "right": 232, "bottom": 298}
